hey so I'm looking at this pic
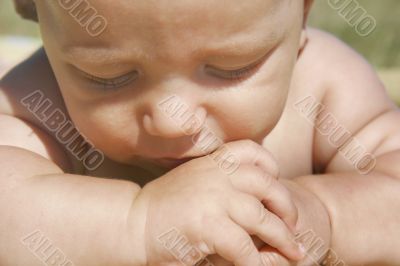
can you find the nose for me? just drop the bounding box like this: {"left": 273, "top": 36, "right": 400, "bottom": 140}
{"left": 143, "top": 95, "right": 207, "bottom": 138}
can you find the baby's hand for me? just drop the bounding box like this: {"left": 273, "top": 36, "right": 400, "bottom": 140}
{"left": 129, "top": 140, "right": 304, "bottom": 266}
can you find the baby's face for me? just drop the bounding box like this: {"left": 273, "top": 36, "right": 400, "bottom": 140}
{"left": 35, "top": 0, "right": 307, "bottom": 169}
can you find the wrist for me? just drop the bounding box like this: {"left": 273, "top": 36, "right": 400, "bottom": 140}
{"left": 282, "top": 178, "right": 333, "bottom": 265}
{"left": 122, "top": 187, "right": 149, "bottom": 266}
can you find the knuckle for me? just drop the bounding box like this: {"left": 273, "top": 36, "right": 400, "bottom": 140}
{"left": 284, "top": 232, "right": 299, "bottom": 250}
{"left": 280, "top": 185, "right": 291, "bottom": 198}
{"left": 269, "top": 160, "right": 280, "bottom": 178}
{"left": 236, "top": 140, "right": 260, "bottom": 156}
{"left": 262, "top": 172, "right": 274, "bottom": 189}
{"left": 261, "top": 253, "right": 281, "bottom": 266}
{"left": 237, "top": 139, "right": 257, "bottom": 147}
{"left": 279, "top": 187, "right": 298, "bottom": 224}
{"left": 257, "top": 204, "right": 271, "bottom": 226}
{"left": 214, "top": 141, "right": 236, "bottom": 155}
{"left": 201, "top": 214, "right": 220, "bottom": 236}
{"left": 245, "top": 140, "right": 261, "bottom": 154}
{"left": 289, "top": 198, "right": 299, "bottom": 222}
{"left": 243, "top": 139, "right": 258, "bottom": 149}
{"left": 236, "top": 236, "right": 255, "bottom": 259}
{"left": 254, "top": 148, "right": 280, "bottom": 178}
{"left": 246, "top": 166, "right": 266, "bottom": 182}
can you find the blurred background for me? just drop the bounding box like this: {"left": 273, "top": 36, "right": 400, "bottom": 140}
{"left": 0, "top": 0, "right": 399, "bottom": 104}
{"left": 309, "top": 0, "right": 400, "bottom": 105}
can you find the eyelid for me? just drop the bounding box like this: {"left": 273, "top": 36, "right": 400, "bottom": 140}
{"left": 204, "top": 45, "right": 277, "bottom": 80}
{"left": 76, "top": 67, "right": 139, "bottom": 89}
{"left": 207, "top": 54, "right": 264, "bottom": 70}
{"left": 204, "top": 56, "right": 265, "bottom": 80}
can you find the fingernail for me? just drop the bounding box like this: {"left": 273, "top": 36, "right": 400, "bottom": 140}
{"left": 298, "top": 243, "right": 307, "bottom": 258}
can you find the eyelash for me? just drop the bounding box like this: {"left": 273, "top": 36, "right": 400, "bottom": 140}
{"left": 81, "top": 59, "right": 263, "bottom": 89}
{"left": 83, "top": 71, "right": 139, "bottom": 89}
{"left": 205, "top": 60, "right": 263, "bottom": 82}
{"left": 225, "top": 64, "right": 260, "bottom": 80}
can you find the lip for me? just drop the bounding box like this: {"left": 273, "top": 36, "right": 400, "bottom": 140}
{"left": 148, "top": 144, "right": 221, "bottom": 168}
{"left": 155, "top": 156, "right": 203, "bottom": 168}
{"left": 159, "top": 156, "right": 198, "bottom": 164}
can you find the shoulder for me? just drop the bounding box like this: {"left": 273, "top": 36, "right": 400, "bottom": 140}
{"left": 296, "top": 27, "right": 383, "bottom": 90}
{"left": 0, "top": 48, "right": 85, "bottom": 174}
{"left": 0, "top": 47, "right": 67, "bottom": 117}
{"left": 299, "top": 27, "right": 393, "bottom": 123}
{"left": 296, "top": 28, "right": 397, "bottom": 171}
{"left": 302, "top": 27, "right": 389, "bottom": 103}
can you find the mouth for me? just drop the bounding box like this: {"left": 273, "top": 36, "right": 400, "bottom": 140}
{"left": 158, "top": 156, "right": 198, "bottom": 165}
{"left": 146, "top": 142, "right": 222, "bottom": 169}
{"left": 155, "top": 155, "right": 206, "bottom": 168}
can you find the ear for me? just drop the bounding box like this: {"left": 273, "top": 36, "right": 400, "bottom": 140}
{"left": 299, "top": 0, "right": 314, "bottom": 50}
{"left": 13, "top": 0, "right": 38, "bottom": 22}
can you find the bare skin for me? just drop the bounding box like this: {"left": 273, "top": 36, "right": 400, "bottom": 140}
{"left": 1, "top": 0, "right": 400, "bottom": 265}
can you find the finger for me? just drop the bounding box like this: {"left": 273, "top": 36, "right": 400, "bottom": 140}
{"left": 211, "top": 140, "right": 279, "bottom": 177}
{"left": 230, "top": 165, "right": 298, "bottom": 231}
{"left": 201, "top": 217, "right": 263, "bottom": 266}
{"left": 228, "top": 194, "right": 305, "bottom": 261}
{"left": 252, "top": 235, "right": 266, "bottom": 250}
{"left": 260, "top": 246, "right": 296, "bottom": 266}
{"left": 205, "top": 254, "right": 233, "bottom": 266}
{"left": 206, "top": 235, "right": 265, "bottom": 266}
{"left": 206, "top": 234, "right": 268, "bottom": 266}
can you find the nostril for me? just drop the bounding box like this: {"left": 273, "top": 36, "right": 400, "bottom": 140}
{"left": 143, "top": 105, "right": 207, "bottom": 138}
{"left": 142, "top": 111, "right": 185, "bottom": 138}
{"left": 142, "top": 114, "right": 153, "bottom": 134}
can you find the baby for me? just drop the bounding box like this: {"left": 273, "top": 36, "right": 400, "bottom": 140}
{"left": 1, "top": 0, "right": 400, "bottom": 265}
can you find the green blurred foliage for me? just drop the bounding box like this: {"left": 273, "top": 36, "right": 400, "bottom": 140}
{"left": 0, "top": 0, "right": 40, "bottom": 37}
{"left": 309, "top": 0, "right": 400, "bottom": 68}
{"left": 0, "top": 0, "right": 399, "bottom": 68}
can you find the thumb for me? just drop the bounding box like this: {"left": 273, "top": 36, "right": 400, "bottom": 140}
{"left": 259, "top": 246, "right": 294, "bottom": 266}
{"left": 210, "top": 140, "right": 279, "bottom": 177}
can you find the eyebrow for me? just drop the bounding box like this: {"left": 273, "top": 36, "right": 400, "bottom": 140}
{"left": 201, "top": 31, "right": 283, "bottom": 59}
{"left": 61, "top": 30, "right": 283, "bottom": 66}
{"left": 61, "top": 45, "right": 154, "bottom": 66}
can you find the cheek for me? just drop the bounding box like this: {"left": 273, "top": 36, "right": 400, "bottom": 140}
{"left": 210, "top": 83, "right": 288, "bottom": 141}
{"left": 66, "top": 102, "right": 142, "bottom": 161}
{"left": 210, "top": 59, "right": 292, "bottom": 140}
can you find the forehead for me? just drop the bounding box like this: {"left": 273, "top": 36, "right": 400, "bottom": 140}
{"left": 112, "top": 0, "right": 286, "bottom": 30}
{"left": 41, "top": 0, "right": 291, "bottom": 60}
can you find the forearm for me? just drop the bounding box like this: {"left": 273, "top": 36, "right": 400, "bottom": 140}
{"left": 0, "top": 147, "right": 144, "bottom": 265}
{"left": 281, "top": 179, "right": 332, "bottom": 266}
{"left": 295, "top": 157, "right": 400, "bottom": 265}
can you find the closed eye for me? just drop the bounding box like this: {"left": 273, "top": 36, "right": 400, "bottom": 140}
{"left": 205, "top": 45, "right": 277, "bottom": 82}
{"left": 205, "top": 54, "right": 268, "bottom": 81}
{"left": 80, "top": 70, "right": 139, "bottom": 89}
{"left": 205, "top": 62, "right": 261, "bottom": 81}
